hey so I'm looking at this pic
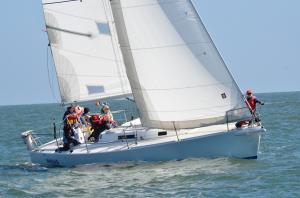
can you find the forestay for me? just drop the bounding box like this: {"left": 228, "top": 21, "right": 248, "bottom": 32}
{"left": 42, "top": 0, "right": 131, "bottom": 103}
{"left": 111, "top": 0, "right": 249, "bottom": 129}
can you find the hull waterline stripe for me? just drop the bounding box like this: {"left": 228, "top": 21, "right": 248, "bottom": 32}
{"left": 244, "top": 156, "right": 258, "bottom": 160}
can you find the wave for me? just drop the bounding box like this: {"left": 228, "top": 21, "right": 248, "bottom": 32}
{"left": 0, "top": 162, "right": 48, "bottom": 172}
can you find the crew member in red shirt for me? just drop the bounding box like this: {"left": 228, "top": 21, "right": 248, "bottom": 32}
{"left": 246, "top": 89, "right": 264, "bottom": 113}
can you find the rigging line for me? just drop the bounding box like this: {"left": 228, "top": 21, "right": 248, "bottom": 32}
{"left": 101, "top": 0, "right": 127, "bottom": 94}
{"left": 43, "top": 0, "right": 82, "bottom": 5}
{"left": 46, "top": 45, "right": 60, "bottom": 103}
{"left": 106, "top": 1, "right": 129, "bottom": 90}
{"left": 30, "top": 121, "right": 63, "bottom": 133}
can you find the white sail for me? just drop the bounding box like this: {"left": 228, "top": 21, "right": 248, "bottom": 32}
{"left": 111, "top": 0, "right": 249, "bottom": 129}
{"left": 42, "top": 0, "right": 131, "bottom": 103}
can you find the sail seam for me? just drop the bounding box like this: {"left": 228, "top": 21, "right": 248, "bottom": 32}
{"left": 131, "top": 82, "right": 233, "bottom": 91}
{"left": 44, "top": 8, "right": 112, "bottom": 23}
{"left": 63, "top": 93, "right": 132, "bottom": 104}
{"left": 138, "top": 104, "right": 235, "bottom": 113}
{"left": 120, "top": 41, "right": 211, "bottom": 51}
{"left": 51, "top": 46, "right": 120, "bottom": 62}
{"left": 112, "top": 0, "right": 186, "bottom": 10}
{"left": 79, "top": 92, "right": 130, "bottom": 98}
{"left": 57, "top": 74, "right": 127, "bottom": 78}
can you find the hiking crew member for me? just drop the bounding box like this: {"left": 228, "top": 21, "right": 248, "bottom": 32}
{"left": 236, "top": 90, "right": 264, "bottom": 128}
{"left": 62, "top": 106, "right": 84, "bottom": 150}
{"left": 246, "top": 89, "right": 264, "bottom": 113}
{"left": 88, "top": 105, "right": 116, "bottom": 142}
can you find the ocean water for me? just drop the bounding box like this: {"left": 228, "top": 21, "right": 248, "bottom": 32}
{"left": 0, "top": 92, "right": 299, "bottom": 197}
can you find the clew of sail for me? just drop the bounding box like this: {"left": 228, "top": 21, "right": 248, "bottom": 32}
{"left": 42, "top": 0, "right": 131, "bottom": 103}
{"left": 111, "top": 0, "right": 250, "bottom": 129}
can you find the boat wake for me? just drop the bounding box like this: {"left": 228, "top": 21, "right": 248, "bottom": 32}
{"left": 0, "top": 162, "right": 48, "bottom": 172}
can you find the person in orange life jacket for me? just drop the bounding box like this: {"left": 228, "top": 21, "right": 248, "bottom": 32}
{"left": 246, "top": 89, "right": 264, "bottom": 113}
{"left": 62, "top": 106, "right": 83, "bottom": 150}
{"left": 62, "top": 105, "right": 75, "bottom": 121}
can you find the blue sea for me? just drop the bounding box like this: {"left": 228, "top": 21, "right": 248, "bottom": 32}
{"left": 0, "top": 92, "right": 299, "bottom": 197}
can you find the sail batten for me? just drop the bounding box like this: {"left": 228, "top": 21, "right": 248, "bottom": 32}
{"left": 42, "top": 0, "right": 131, "bottom": 103}
{"left": 111, "top": 0, "right": 249, "bottom": 129}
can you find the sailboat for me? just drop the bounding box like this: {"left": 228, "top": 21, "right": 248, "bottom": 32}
{"left": 22, "top": 0, "right": 266, "bottom": 167}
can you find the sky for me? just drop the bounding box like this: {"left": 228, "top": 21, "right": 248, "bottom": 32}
{"left": 0, "top": 0, "right": 299, "bottom": 105}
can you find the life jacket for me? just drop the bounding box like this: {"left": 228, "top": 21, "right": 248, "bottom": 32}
{"left": 90, "top": 115, "right": 101, "bottom": 124}
{"left": 100, "top": 116, "right": 108, "bottom": 122}
{"left": 246, "top": 96, "right": 257, "bottom": 111}
{"left": 235, "top": 120, "right": 249, "bottom": 128}
{"left": 100, "top": 114, "right": 112, "bottom": 122}
{"left": 66, "top": 114, "right": 79, "bottom": 125}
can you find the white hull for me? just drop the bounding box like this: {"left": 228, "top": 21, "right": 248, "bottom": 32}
{"left": 24, "top": 122, "right": 265, "bottom": 167}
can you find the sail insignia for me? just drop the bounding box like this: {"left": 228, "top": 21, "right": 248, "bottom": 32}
{"left": 221, "top": 93, "right": 227, "bottom": 99}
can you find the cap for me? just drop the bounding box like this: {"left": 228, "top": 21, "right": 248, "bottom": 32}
{"left": 102, "top": 105, "right": 110, "bottom": 110}
{"left": 246, "top": 89, "right": 253, "bottom": 95}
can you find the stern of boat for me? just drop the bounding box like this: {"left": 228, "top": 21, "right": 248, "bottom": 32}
{"left": 21, "top": 131, "right": 36, "bottom": 151}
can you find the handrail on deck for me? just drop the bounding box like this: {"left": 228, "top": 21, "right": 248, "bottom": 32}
{"left": 225, "top": 107, "right": 259, "bottom": 132}
{"left": 22, "top": 109, "right": 131, "bottom": 152}
{"left": 123, "top": 126, "right": 130, "bottom": 149}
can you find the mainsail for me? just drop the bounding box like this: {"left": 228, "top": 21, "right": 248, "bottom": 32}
{"left": 42, "top": 0, "right": 131, "bottom": 103}
{"left": 111, "top": 0, "right": 249, "bottom": 129}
